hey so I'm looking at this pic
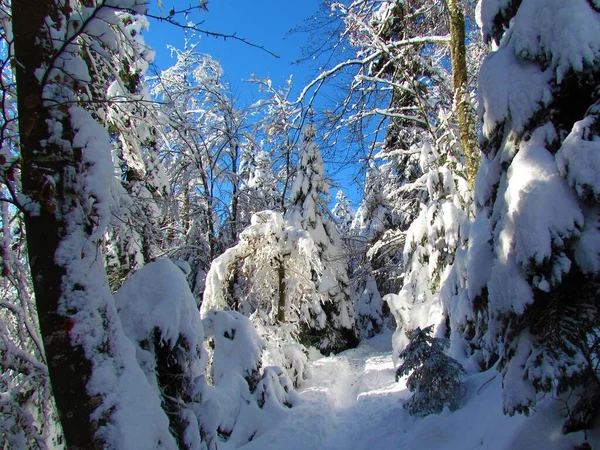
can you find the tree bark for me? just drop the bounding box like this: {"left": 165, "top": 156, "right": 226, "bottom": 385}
{"left": 446, "top": 0, "right": 479, "bottom": 187}
{"left": 12, "top": 1, "right": 105, "bottom": 447}
{"left": 277, "top": 258, "right": 286, "bottom": 323}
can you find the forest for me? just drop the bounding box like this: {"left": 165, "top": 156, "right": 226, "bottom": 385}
{"left": 2, "top": 0, "right": 600, "bottom": 449}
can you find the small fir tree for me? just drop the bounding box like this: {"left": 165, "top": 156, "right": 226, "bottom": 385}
{"left": 396, "top": 326, "right": 465, "bottom": 416}
{"left": 332, "top": 190, "right": 355, "bottom": 235}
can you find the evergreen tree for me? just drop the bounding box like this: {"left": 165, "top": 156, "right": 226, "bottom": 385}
{"left": 332, "top": 190, "right": 355, "bottom": 235}
{"left": 386, "top": 135, "right": 470, "bottom": 356}
{"left": 286, "top": 124, "right": 358, "bottom": 353}
{"left": 238, "top": 149, "right": 281, "bottom": 226}
{"left": 445, "top": 0, "right": 600, "bottom": 422}
{"left": 396, "top": 326, "right": 465, "bottom": 416}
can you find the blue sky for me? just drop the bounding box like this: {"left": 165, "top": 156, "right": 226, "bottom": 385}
{"left": 143, "top": 0, "right": 362, "bottom": 207}
{"left": 145, "top": 0, "right": 320, "bottom": 100}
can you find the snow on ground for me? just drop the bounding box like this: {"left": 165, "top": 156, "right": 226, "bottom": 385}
{"left": 235, "top": 331, "right": 599, "bottom": 450}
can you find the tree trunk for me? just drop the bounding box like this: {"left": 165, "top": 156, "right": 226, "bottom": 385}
{"left": 13, "top": 1, "right": 105, "bottom": 447}
{"left": 229, "top": 141, "right": 240, "bottom": 244}
{"left": 182, "top": 184, "right": 191, "bottom": 235}
{"left": 446, "top": 0, "right": 479, "bottom": 187}
{"left": 277, "top": 258, "right": 286, "bottom": 323}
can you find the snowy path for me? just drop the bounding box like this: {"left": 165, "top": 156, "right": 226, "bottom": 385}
{"left": 239, "top": 332, "right": 599, "bottom": 450}
{"left": 240, "top": 333, "right": 411, "bottom": 450}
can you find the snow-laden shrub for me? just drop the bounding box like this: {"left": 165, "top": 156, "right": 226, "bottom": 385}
{"left": 115, "top": 260, "right": 298, "bottom": 449}
{"left": 115, "top": 258, "right": 213, "bottom": 449}
{"left": 254, "top": 319, "right": 311, "bottom": 388}
{"left": 201, "top": 310, "right": 299, "bottom": 447}
{"left": 396, "top": 325, "right": 465, "bottom": 416}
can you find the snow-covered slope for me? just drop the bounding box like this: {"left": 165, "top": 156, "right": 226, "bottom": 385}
{"left": 237, "top": 332, "right": 599, "bottom": 450}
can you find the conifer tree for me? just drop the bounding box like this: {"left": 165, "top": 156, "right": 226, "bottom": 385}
{"left": 332, "top": 190, "right": 355, "bottom": 235}
{"left": 396, "top": 326, "right": 465, "bottom": 416}
{"left": 445, "top": 0, "right": 600, "bottom": 423}
{"left": 286, "top": 124, "right": 358, "bottom": 353}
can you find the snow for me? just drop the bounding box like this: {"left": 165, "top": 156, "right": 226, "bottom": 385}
{"left": 478, "top": 0, "right": 600, "bottom": 136}
{"left": 510, "top": 0, "right": 600, "bottom": 83}
{"left": 573, "top": 208, "right": 600, "bottom": 273}
{"left": 481, "top": 127, "right": 584, "bottom": 320}
{"left": 115, "top": 258, "right": 204, "bottom": 362}
{"left": 201, "top": 310, "right": 299, "bottom": 448}
{"left": 497, "top": 127, "right": 582, "bottom": 269}
{"left": 236, "top": 332, "right": 599, "bottom": 450}
{"left": 465, "top": 210, "right": 494, "bottom": 300}
{"left": 557, "top": 115, "right": 600, "bottom": 200}
{"left": 478, "top": 48, "right": 552, "bottom": 137}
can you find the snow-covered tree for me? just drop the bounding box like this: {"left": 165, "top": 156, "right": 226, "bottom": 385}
{"left": 201, "top": 124, "right": 358, "bottom": 354}
{"left": 237, "top": 149, "right": 281, "bottom": 227}
{"left": 386, "top": 131, "right": 471, "bottom": 356}
{"left": 115, "top": 259, "right": 298, "bottom": 449}
{"left": 286, "top": 124, "right": 358, "bottom": 352}
{"left": 332, "top": 189, "right": 386, "bottom": 338}
{"left": 202, "top": 211, "right": 313, "bottom": 382}
{"left": 350, "top": 163, "right": 399, "bottom": 323}
{"left": 0, "top": 6, "right": 64, "bottom": 444}
{"left": 10, "top": 1, "right": 211, "bottom": 447}
{"left": 150, "top": 45, "right": 255, "bottom": 298}
{"left": 445, "top": 0, "right": 600, "bottom": 422}
{"left": 102, "top": 33, "right": 169, "bottom": 290}
{"left": 201, "top": 210, "right": 322, "bottom": 326}
{"left": 396, "top": 325, "right": 465, "bottom": 416}
{"left": 248, "top": 75, "right": 301, "bottom": 211}
{"left": 332, "top": 190, "right": 355, "bottom": 234}
{"left": 200, "top": 208, "right": 340, "bottom": 365}
{"left": 297, "top": 1, "right": 483, "bottom": 314}
{"left": 0, "top": 204, "right": 62, "bottom": 448}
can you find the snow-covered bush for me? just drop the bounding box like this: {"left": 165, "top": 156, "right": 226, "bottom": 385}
{"left": 115, "top": 258, "right": 214, "bottom": 449}
{"left": 116, "top": 260, "right": 298, "bottom": 449}
{"left": 201, "top": 310, "right": 298, "bottom": 446}
{"left": 396, "top": 326, "right": 465, "bottom": 416}
{"left": 255, "top": 320, "right": 311, "bottom": 388}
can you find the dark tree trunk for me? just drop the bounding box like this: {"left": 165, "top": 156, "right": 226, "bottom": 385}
{"left": 277, "top": 258, "right": 286, "bottom": 323}
{"left": 13, "top": 1, "right": 104, "bottom": 447}
{"left": 563, "top": 377, "right": 600, "bottom": 434}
